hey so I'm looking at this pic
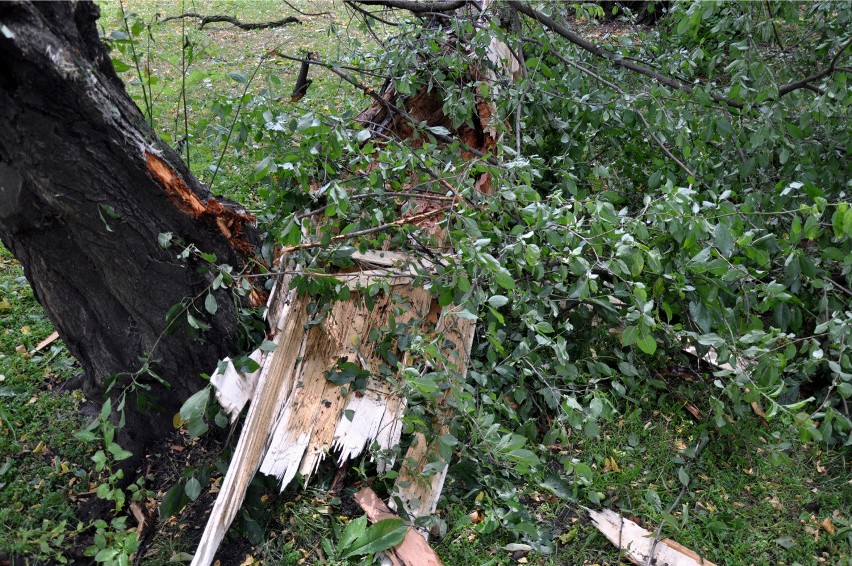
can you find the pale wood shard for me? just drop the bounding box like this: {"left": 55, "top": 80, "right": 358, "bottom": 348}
{"left": 587, "top": 508, "right": 717, "bottom": 566}
{"left": 33, "top": 330, "right": 59, "bottom": 352}
{"left": 354, "top": 487, "right": 444, "bottom": 566}
{"left": 259, "top": 283, "right": 434, "bottom": 487}
{"left": 191, "top": 291, "right": 309, "bottom": 566}
{"left": 209, "top": 349, "right": 265, "bottom": 421}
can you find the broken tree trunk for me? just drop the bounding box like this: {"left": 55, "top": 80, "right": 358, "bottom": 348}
{"left": 0, "top": 1, "right": 260, "bottom": 457}
{"left": 194, "top": 2, "right": 518, "bottom": 563}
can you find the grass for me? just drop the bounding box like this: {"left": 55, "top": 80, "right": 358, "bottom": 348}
{"left": 2, "top": 1, "right": 851, "bottom": 565}
{"left": 0, "top": 246, "right": 90, "bottom": 562}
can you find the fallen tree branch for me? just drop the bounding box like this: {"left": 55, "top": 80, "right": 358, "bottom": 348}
{"left": 778, "top": 37, "right": 852, "bottom": 96}
{"left": 510, "top": 2, "right": 851, "bottom": 108}
{"left": 355, "top": 0, "right": 469, "bottom": 13}
{"left": 159, "top": 12, "right": 300, "bottom": 30}
{"left": 268, "top": 51, "right": 500, "bottom": 164}
{"left": 524, "top": 37, "right": 699, "bottom": 182}
{"left": 507, "top": 1, "right": 743, "bottom": 110}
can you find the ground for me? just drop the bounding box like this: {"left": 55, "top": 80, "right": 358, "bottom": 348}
{"left": 0, "top": 1, "right": 850, "bottom": 565}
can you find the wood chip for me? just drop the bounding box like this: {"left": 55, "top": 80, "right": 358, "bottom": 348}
{"left": 353, "top": 487, "right": 443, "bottom": 566}
{"left": 33, "top": 330, "right": 59, "bottom": 352}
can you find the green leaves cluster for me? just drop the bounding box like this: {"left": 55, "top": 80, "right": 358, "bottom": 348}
{"left": 242, "top": 0, "right": 849, "bottom": 549}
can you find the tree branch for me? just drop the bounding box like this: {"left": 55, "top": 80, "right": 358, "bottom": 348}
{"left": 345, "top": 0, "right": 400, "bottom": 26}
{"left": 355, "top": 0, "right": 468, "bottom": 13}
{"left": 507, "top": 1, "right": 744, "bottom": 109}
{"left": 525, "top": 37, "right": 699, "bottom": 182}
{"left": 159, "top": 13, "right": 300, "bottom": 30}
{"left": 777, "top": 37, "right": 852, "bottom": 97}
{"left": 281, "top": 0, "right": 329, "bottom": 17}
{"left": 279, "top": 206, "right": 453, "bottom": 255}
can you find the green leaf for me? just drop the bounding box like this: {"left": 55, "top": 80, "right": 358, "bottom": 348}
{"left": 455, "top": 309, "right": 478, "bottom": 321}
{"left": 159, "top": 482, "right": 190, "bottom": 520}
{"left": 186, "top": 313, "right": 210, "bottom": 331}
{"left": 179, "top": 387, "right": 210, "bottom": 422}
{"left": 342, "top": 518, "right": 408, "bottom": 558}
{"left": 636, "top": 331, "right": 657, "bottom": 355}
{"left": 487, "top": 295, "right": 509, "bottom": 308}
{"left": 100, "top": 397, "right": 112, "bottom": 422}
{"left": 204, "top": 293, "right": 218, "bottom": 316}
{"left": 228, "top": 71, "right": 247, "bottom": 83}
{"left": 678, "top": 467, "right": 690, "bottom": 487}
{"left": 713, "top": 223, "right": 734, "bottom": 257}
{"left": 184, "top": 477, "right": 202, "bottom": 501}
{"left": 494, "top": 269, "right": 516, "bottom": 290}
{"left": 337, "top": 515, "right": 367, "bottom": 554}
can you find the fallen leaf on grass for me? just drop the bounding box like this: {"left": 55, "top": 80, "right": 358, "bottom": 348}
{"left": 603, "top": 456, "right": 620, "bottom": 473}
{"left": 819, "top": 517, "right": 835, "bottom": 535}
{"left": 774, "top": 536, "right": 796, "bottom": 549}
{"left": 750, "top": 401, "right": 769, "bottom": 426}
{"left": 804, "top": 524, "right": 819, "bottom": 540}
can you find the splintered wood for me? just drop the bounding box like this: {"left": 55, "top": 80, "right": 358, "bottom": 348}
{"left": 193, "top": 251, "right": 474, "bottom": 566}
{"left": 588, "top": 508, "right": 717, "bottom": 566}
{"left": 193, "top": 4, "right": 516, "bottom": 562}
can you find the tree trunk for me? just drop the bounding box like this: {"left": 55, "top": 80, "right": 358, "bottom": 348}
{"left": 0, "top": 1, "right": 259, "bottom": 457}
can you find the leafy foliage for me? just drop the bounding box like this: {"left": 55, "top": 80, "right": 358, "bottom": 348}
{"left": 224, "top": 0, "right": 851, "bottom": 552}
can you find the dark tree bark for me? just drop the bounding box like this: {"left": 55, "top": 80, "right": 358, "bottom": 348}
{"left": 0, "top": 2, "right": 259, "bottom": 458}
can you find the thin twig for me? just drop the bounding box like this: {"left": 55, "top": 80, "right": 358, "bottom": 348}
{"left": 295, "top": 191, "right": 456, "bottom": 220}
{"left": 282, "top": 0, "right": 330, "bottom": 17}
{"left": 527, "top": 37, "right": 699, "bottom": 182}
{"left": 644, "top": 436, "right": 708, "bottom": 566}
{"left": 279, "top": 206, "right": 452, "bottom": 255}
{"left": 345, "top": 0, "right": 400, "bottom": 26}
{"left": 210, "top": 52, "right": 269, "bottom": 188}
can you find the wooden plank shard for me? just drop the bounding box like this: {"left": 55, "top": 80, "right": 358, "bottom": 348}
{"left": 195, "top": 254, "right": 451, "bottom": 565}
{"left": 587, "top": 508, "right": 717, "bottom": 566}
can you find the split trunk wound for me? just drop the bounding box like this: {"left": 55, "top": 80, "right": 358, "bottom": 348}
{"left": 145, "top": 151, "right": 255, "bottom": 255}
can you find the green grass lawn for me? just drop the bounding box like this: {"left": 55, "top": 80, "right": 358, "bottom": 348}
{"left": 1, "top": 1, "right": 851, "bottom": 564}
